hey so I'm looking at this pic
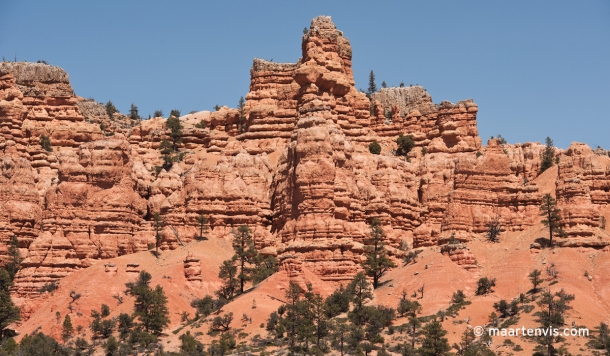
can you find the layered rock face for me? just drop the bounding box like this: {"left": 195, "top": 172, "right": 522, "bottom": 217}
{"left": 242, "top": 60, "right": 299, "bottom": 141}
{"left": 0, "top": 62, "right": 102, "bottom": 155}
{"left": 429, "top": 139, "right": 542, "bottom": 244}
{"left": 78, "top": 98, "right": 138, "bottom": 135}
{"left": 2, "top": 16, "right": 609, "bottom": 296}
{"left": 555, "top": 143, "right": 610, "bottom": 246}
{"left": 371, "top": 87, "right": 482, "bottom": 153}
{"left": 270, "top": 16, "right": 423, "bottom": 281}
{"left": 14, "top": 139, "right": 148, "bottom": 294}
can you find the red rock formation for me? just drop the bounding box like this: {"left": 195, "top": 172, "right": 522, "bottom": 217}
{"left": 3, "top": 16, "right": 610, "bottom": 300}
{"left": 440, "top": 243, "right": 477, "bottom": 270}
{"left": 555, "top": 143, "right": 610, "bottom": 247}
{"left": 435, "top": 139, "right": 542, "bottom": 244}
{"left": 242, "top": 60, "right": 299, "bottom": 141}
{"left": 184, "top": 253, "right": 202, "bottom": 287}
{"left": 371, "top": 87, "right": 482, "bottom": 153}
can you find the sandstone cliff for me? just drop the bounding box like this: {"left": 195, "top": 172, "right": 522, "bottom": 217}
{"left": 1, "top": 16, "right": 609, "bottom": 300}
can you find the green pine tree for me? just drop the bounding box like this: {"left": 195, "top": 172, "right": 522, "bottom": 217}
{"left": 418, "top": 319, "right": 451, "bottom": 356}
{"left": 166, "top": 111, "right": 183, "bottom": 151}
{"left": 367, "top": 70, "right": 377, "bottom": 96}
{"left": 540, "top": 136, "right": 555, "bottom": 173}
{"left": 540, "top": 193, "right": 566, "bottom": 247}
{"left": 0, "top": 268, "right": 20, "bottom": 342}
{"left": 232, "top": 225, "right": 258, "bottom": 294}
{"left": 238, "top": 96, "right": 247, "bottom": 133}
{"left": 152, "top": 213, "right": 164, "bottom": 257}
{"left": 363, "top": 218, "right": 396, "bottom": 288}
{"left": 62, "top": 314, "right": 74, "bottom": 342}
{"left": 130, "top": 272, "right": 170, "bottom": 334}
{"left": 5, "top": 235, "right": 22, "bottom": 281}
{"left": 129, "top": 103, "right": 140, "bottom": 121}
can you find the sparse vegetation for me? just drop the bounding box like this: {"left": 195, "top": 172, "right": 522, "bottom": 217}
{"left": 194, "top": 119, "right": 206, "bottom": 129}
{"left": 529, "top": 269, "right": 543, "bottom": 292}
{"left": 105, "top": 100, "right": 117, "bottom": 119}
{"left": 475, "top": 277, "right": 496, "bottom": 295}
{"left": 487, "top": 215, "right": 501, "bottom": 242}
{"left": 129, "top": 103, "right": 140, "bottom": 121}
{"left": 369, "top": 141, "right": 381, "bottom": 155}
{"left": 40, "top": 134, "right": 52, "bottom": 152}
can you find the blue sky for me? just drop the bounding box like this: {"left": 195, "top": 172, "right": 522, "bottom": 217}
{"left": 1, "top": 1, "right": 608, "bottom": 149}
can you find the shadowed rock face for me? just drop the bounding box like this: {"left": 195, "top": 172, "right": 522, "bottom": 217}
{"left": 1, "top": 16, "right": 609, "bottom": 296}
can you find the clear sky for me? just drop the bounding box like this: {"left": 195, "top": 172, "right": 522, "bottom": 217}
{"left": 1, "top": 1, "right": 608, "bottom": 149}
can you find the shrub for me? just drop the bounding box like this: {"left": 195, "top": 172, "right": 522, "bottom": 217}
{"left": 396, "top": 134, "right": 415, "bottom": 156}
{"left": 487, "top": 216, "right": 501, "bottom": 243}
{"left": 194, "top": 119, "right": 206, "bottom": 129}
{"left": 476, "top": 277, "right": 496, "bottom": 295}
{"left": 369, "top": 141, "right": 381, "bottom": 155}
{"left": 191, "top": 295, "right": 216, "bottom": 317}
{"left": 153, "top": 110, "right": 163, "bottom": 118}
{"left": 39, "top": 281, "right": 58, "bottom": 293}
{"left": 101, "top": 304, "right": 110, "bottom": 318}
{"left": 105, "top": 101, "right": 117, "bottom": 119}
{"left": 211, "top": 312, "right": 233, "bottom": 332}
{"left": 40, "top": 134, "right": 52, "bottom": 152}
{"left": 452, "top": 290, "right": 466, "bottom": 304}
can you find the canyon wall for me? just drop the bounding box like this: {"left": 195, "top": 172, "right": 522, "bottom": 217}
{"left": 1, "top": 16, "right": 609, "bottom": 296}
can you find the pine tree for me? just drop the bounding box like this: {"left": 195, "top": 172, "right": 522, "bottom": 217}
{"left": 418, "top": 319, "right": 451, "bottom": 356}
{"left": 396, "top": 134, "right": 415, "bottom": 156}
{"left": 5, "top": 235, "right": 22, "bottom": 281}
{"left": 0, "top": 268, "right": 20, "bottom": 342}
{"left": 117, "top": 313, "right": 133, "bottom": 340}
{"left": 529, "top": 269, "right": 543, "bottom": 292}
{"left": 152, "top": 213, "right": 164, "bottom": 257}
{"left": 381, "top": 81, "right": 387, "bottom": 88}
{"left": 407, "top": 316, "right": 422, "bottom": 349}
{"left": 252, "top": 254, "right": 279, "bottom": 285}
{"left": 129, "top": 103, "right": 140, "bottom": 121}
{"left": 238, "top": 96, "right": 247, "bottom": 133}
{"left": 62, "top": 314, "right": 74, "bottom": 342}
{"left": 217, "top": 260, "right": 239, "bottom": 301}
{"left": 363, "top": 218, "right": 396, "bottom": 289}
{"left": 130, "top": 273, "right": 170, "bottom": 334}
{"left": 535, "top": 289, "right": 574, "bottom": 356}
{"left": 232, "top": 225, "right": 258, "bottom": 294}
{"left": 196, "top": 214, "right": 209, "bottom": 240}
{"left": 540, "top": 193, "right": 566, "bottom": 247}
{"left": 159, "top": 138, "right": 174, "bottom": 171}
{"left": 540, "top": 136, "right": 555, "bottom": 173}
{"left": 348, "top": 272, "right": 373, "bottom": 313}
{"left": 105, "top": 100, "right": 117, "bottom": 119}
{"left": 166, "top": 111, "right": 183, "bottom": 151}
{"left": 367, "top": 70, "right": 377, "bottom": 96}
